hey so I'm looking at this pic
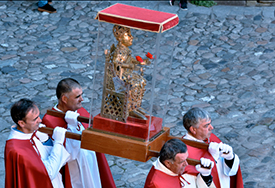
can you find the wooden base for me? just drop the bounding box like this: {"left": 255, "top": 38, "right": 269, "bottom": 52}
{"left": 39, "top": 126, "right": 205, "bottom": 167}
{"left": 81, "top": 127, "right": 170, "bottom": 162}
{"left": 93, "top": 114, "right": 163, "bottom": 140}
{"left": 42, "top": 109, "right": 207, "bottom": 166}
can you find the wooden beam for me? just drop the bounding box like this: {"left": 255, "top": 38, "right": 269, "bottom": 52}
{"left": 167, "top": 135, "right": 209, "bottom": 150}
{"left": 46, "top": 109, "right": 91, "bottom": 124}
{"left": 38, "top": 126, "right": 81, "bottom": 141}
{"left": 39, "top": 126, "right": 210, "bottom": 168}
{"left": 168, "top": 135, "right": 228, "bottom": 154}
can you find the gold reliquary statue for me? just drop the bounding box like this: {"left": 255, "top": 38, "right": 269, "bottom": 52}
{"left": 101, "top": 25, "right": 153, "bottom": 122}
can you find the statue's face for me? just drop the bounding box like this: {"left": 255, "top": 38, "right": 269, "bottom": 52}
{"left": 120, "top": 31, "right": 133, "bottom": 47}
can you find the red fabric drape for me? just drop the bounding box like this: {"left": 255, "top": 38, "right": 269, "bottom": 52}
{"left": 144, "top": 166, "right": 181, "bottom": 188}
{"left": 5, "top": 139, "right": 53, "bottom": 188}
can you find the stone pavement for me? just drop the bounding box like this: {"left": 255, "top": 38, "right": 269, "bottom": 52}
{"left": 1, "top": 1, "right": 275, "bottom": 187}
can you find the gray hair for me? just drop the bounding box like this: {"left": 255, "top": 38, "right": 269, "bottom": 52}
{"left": 182, "top": 107, "right": 211, "bottom": 132}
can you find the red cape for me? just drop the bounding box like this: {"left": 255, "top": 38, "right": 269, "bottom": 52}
{"left": 5, "top": 139, "right": 53, "bottom": 188}
{"left": 144, "top": 166, "right": 181, "bottom": 188}
{"left": 42, "top": 107, "right": 116, "bottom": 188}
{"left": 183, "top": 134, "right": 243, "bottom": 188}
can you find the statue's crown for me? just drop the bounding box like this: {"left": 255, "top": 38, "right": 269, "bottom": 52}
{"left": 113, "top": 25, "right": 131, "bottom": 40}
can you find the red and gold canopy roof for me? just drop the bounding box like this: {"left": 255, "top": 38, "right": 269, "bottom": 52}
{"left": 95, "top": 3, "right": 179, "bottom": 33}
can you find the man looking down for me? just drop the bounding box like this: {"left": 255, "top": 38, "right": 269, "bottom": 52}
{"left": 144, "top": 138, "right": 216, "bottom": 188}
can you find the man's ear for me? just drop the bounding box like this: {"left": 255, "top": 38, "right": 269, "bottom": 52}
{"left": 163, "top": 160, "right": 171, "bottom": 169}
{"left": 189, "top": 126, "right": 196, "bottom": 135}
{"left": 17, "top": 120, "right": 25, "bottom": 128}
{"left": 61, "top": 94, "right": 68, "bottom": 104}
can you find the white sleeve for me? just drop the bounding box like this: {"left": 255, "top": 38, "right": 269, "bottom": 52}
{"left": 182, "top": 174, "right": 216, "bottom": 188}
{"left": 222, "top": 153, "right": 240, "bottom": 176}
{"left": 42, "top": 143, "right": 70, "bottom": 180}
{"left": 65, "top": 123, "right": 83, "bottom": 160}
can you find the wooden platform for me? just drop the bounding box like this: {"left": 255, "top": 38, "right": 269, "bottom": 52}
{"left": 81, "top": 127, "right": 170, "bottom": 162}
{"left": 41, "top": 110, "right": 208, "bottom": 166}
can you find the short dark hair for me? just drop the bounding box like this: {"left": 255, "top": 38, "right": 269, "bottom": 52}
{"left": 10, "top": 98, "right": 37, "bottom": 126}
{"left": 56, "top": 78, "right": 81, "bottom": 99}
{"left": 159, "top": 139, "right": 187, "bottom": 164}
{"left": 183, "top": 107, "right": 211, "bottom": 132}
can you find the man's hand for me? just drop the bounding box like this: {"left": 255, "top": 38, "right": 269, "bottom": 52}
{"left": 208, "top": 142, "right": 220, "bottom": 161}
{"left": 65, "top": 111, "right": 80, "bottom": 127}
{"left": 195, "top": 158, "right": 214, "bottom": 176}
{"left": 219, "top": 143, "right": 234, "bottom": 160}
{"left": 52, "top": 127, "right": 67, "bottom": 145}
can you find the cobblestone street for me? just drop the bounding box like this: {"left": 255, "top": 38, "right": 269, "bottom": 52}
{"left": 1, "top": 1, "right": 275, "bottom": 187}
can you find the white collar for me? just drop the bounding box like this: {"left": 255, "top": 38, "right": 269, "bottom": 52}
{"left": 184, "top": 133, "right": 207, "bottom": 143}
{"left": 53, "top": 104, "right": 77, "bottom": 113}
{"left": 153, "top": 157, "right": 178, "bottom": 177}
{"left": 8, "top": 125, "right": 33, "bottom": 140}
{"left": 53, "top": 104, "right": 62, "bottom": 112}
{"left": 8, "top": 125, "right": 49, "bottom": 142}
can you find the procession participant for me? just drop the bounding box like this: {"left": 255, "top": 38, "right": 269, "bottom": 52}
{"left": 144, "top": 138, "right": 216, "bottom": 188}
{"left": 5, "top": 98, "right": 70, "bottom": 188}
{"left": 169, "top": 0, "right": 188, "bottom": 10}
{"left": 42, "top": 78, "right": 116, "bottom": 188}
{"left": 182, "top": 107, "right": 243, "bottom": 188}
{"left": 38, "top": 0, "right": 56, "bottom": 13}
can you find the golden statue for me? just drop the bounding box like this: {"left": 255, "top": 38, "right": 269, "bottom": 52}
{"left": 101, "top": 25, "right": 152, "bottom": 122}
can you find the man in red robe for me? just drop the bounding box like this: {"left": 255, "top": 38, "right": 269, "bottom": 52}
{"left": 5, "top": 98, "right": 70, "bottom": 188}
{"left": 42, "top": 78, "right": 116, "bottom": 188}
{"left": 182, "top": 107, "right": 244, "bottom": 188}
{"left": 144, "top": 138, "right": 216, "bottom": 188}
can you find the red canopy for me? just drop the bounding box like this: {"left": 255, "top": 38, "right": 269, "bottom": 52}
{"left": 95, "top": 3, "right": 179, "bottom": 33}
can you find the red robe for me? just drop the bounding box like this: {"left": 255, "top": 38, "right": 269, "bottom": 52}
{"left": 42, "top": 107, "right": 116, "bottom": 188}
{"left": 183, "top": 134, "right": 244, "bottom": 188}
{"left": 5, "top": 139, "right": 53, "bottom": 188}
{"left": 144, "top": 166, "right": 181, "bottom": 188}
